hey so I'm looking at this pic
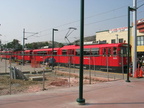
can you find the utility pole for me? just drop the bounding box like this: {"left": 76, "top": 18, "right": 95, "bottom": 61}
{"left": 126, "top": 6, "right": 134, "bottom": 82}
{"left": 132, "top": 0, "right": 137, "bottom": 77}
{"left": 22, "top": 28, "right": 38, "bottom": 65}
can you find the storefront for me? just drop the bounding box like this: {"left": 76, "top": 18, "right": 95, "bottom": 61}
{"left": 96, "top": 18, "right": 144, "bottom": 59}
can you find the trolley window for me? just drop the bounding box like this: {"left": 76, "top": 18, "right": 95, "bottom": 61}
{"left": 120, "top": 47, "right": 129, "bottom": 57}
{"left": 68, "top": 50, "right": 74, "bottom": 55}
{"left": 25, "top": 52, "right": 29, "bottom": 56}
{"left": 48, "top": 51, "right": 52, "bottom": 55}
{"left": 62, "top": 50, "right": 67, "bottom": 55}
{"left": 76, "top": 49, "right": 80, "bottom": 56}
{"left": 103, "top": 48, "right": 106, "bottom": 56}
{"left": 37, "top": 51, "right": 47, "bottom": 56}
{"left": 20, "top": 51, "right": 23, "bottom": 55}
{"left": 113, "top": 47, "right": 117, "bottom": 56}
{"left": 84, "top": 48, "right": 90, "bottom": 55}
{"left": 91, "top": 48, "right": 99, "bottom": 56}
{"left": 53, "top": 50, "right": 57, "bottom": 55}
{"left": 108, "top": 48, "right": 111, "bottom": 56}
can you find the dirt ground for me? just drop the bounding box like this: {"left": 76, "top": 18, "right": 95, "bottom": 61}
{"left": 0, "top": 71, "right": 109, "bottom": 96}
{"left": 0, "top": 59, "right": 111, "bottom": 96}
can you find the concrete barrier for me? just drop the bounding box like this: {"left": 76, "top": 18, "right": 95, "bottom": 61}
{"left": 29, "top": 76, "right": 45, "bottom": 81}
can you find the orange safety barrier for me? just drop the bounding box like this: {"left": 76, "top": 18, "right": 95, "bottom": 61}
{"left": 134, "top": 68, "right": 143, "bottom": 78}
{"left": 139, "top": 69, "right": 143, "bottom": 78}
{"left": 134, "top": 69, "right": 139, "bottom": 78}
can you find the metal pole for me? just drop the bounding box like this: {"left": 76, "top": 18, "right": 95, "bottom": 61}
{"left": 42, "top": 69, "right": 46, "bottom": 91}
{"left": 22, "top": 28, "right": 25, "bottom": 65}
{"left": 89, "top": 57, "right": 91, "bottom": 84}
{"left": 52, "top": 29, "right": 58, "bottom": 70}
{"left": 52, "top": 29, "right": 54, "bottom": 70}
{"left": 107, "top": 55, "right": 109, "bottom": 81}
{"left": 121, "top": 50, "right": 124, "bottom": 79}
{"left": 9, "top": 53, "right": 12, "bottom": 95}
{"left": 76, "top": 0, "right": 85, "bottom": 105}
{"left": 94, "top": 56, "right": 96, "bottom": 76}
{"left": 69, "top": 55, "right": 71, "bottom": 87}
{"left": 5, "top": 58, "right": 7, "bottom": 73}
{"left": 126, "top": 6, "right": 131, "bottom": 82}
{"left": 132, "top": 0, "right": 137, "bottom": 77}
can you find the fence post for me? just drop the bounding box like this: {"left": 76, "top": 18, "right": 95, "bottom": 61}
{"left": 5, "top": 59, "right": 7, "bottom": 73}
{"left": 107, "top": 55, "right": 109, "bottom": 80}
{"left": 94, "top": 56, "right": 96, "bottom": 76}
{"left": 121, "top": 52, "right": 124, "bottom": 79}
{"left": 42, "top": 69, "right": 46, "bottom": 91}
{"left": 89, "top": 56, "right": 91, "bottom": 84}
{"left": 68, "top": 55, "right": 71, "bottom": 87}
{"left": 9, "top": 53, "right": 12, "bottom": 95}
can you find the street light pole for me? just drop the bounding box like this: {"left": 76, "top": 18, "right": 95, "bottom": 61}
{"left": 52, "top": 28, "right": 58, "bottom": 70}
{"left": 76, "top": 0, "right": 85, "bottom": 105}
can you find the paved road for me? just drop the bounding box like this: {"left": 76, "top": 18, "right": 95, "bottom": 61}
{"left": 0, "top": 78, "right": 144, "bottom": 108}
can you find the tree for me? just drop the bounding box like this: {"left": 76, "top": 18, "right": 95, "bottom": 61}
{"left": 6, "top": 39, "right": 22, "bottom": 51}
{"left": 25, "top": 42, "right": 49, "bottom": 49}
{"left": 58, "top": 43, "right": 64, "bottom": 47}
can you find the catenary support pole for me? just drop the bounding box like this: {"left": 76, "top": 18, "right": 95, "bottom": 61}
{"left": 52, "top": 29, "right": 58, "bottom": 70}
{"left": 22, "top": 28, "right": 25, "bottom": 65}
{"left": 126, "top": 6, "right": 131, "bottom": 82}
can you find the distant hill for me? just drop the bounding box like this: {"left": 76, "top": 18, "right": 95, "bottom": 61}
{"left": 73, "top": 35, "right": 96, "bottom": 44}
{"left": 84, "top": 35, "right": 96, "bottom": 42}
{"left": 25, "top": 35, "right": 96, "bottom": 49}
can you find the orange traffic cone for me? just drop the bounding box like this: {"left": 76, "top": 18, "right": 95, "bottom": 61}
{"left": 134, "top": 69, "right": 139, "bottom": 78}
{"left": 139, "top": 69, "right": 143, "bottom": 78}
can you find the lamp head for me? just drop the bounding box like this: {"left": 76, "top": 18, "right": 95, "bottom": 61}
{"left": 53, "top": 29, "right": 58, "bottom": 31}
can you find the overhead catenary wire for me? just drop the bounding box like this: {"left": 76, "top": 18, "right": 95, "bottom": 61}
{"left": 13, "top": 1, "right": 144, "bottom": 43}
{"left": 37, "top": 2, "right": 134, "bottom": 34}
{"left": 137, "top": 2, "right": 144, "bottom": 9}
{"left": 20, "top": 9, "right": 144, "bottom": 42}
{"left": 38, "top": 0, "right": 144, "bottom": 34}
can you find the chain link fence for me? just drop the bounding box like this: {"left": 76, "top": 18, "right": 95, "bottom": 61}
{"left": 0, "top": 53, "right": 129, "bottom": 96}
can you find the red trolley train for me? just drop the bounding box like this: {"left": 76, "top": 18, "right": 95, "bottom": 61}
{"left": 0, "top": 43, "right": 130, "bottom": 73}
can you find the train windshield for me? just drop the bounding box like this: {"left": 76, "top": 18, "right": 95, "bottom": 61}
{"left": 120, "top": 46, "right": 130, "bottom": 57}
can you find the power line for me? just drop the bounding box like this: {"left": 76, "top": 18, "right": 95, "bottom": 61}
{"left": 37, "top": 3, "right": 132, "bottom": 34}
{"left": 33, "top": 10, "right": 144, "bottom": 40}
{"left": 16, "top": 2, "right": 144, "bottom": 43}
{"left": 137, "top": 2, "right": 144, "bottom": 9}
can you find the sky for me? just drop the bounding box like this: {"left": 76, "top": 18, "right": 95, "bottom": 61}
{"left": 0, "top": 0, "right": 144, "bottom": 45}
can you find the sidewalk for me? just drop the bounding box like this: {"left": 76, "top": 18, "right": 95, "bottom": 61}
{"left": 0, "top": 78, "right": 144, "bottom": 108}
